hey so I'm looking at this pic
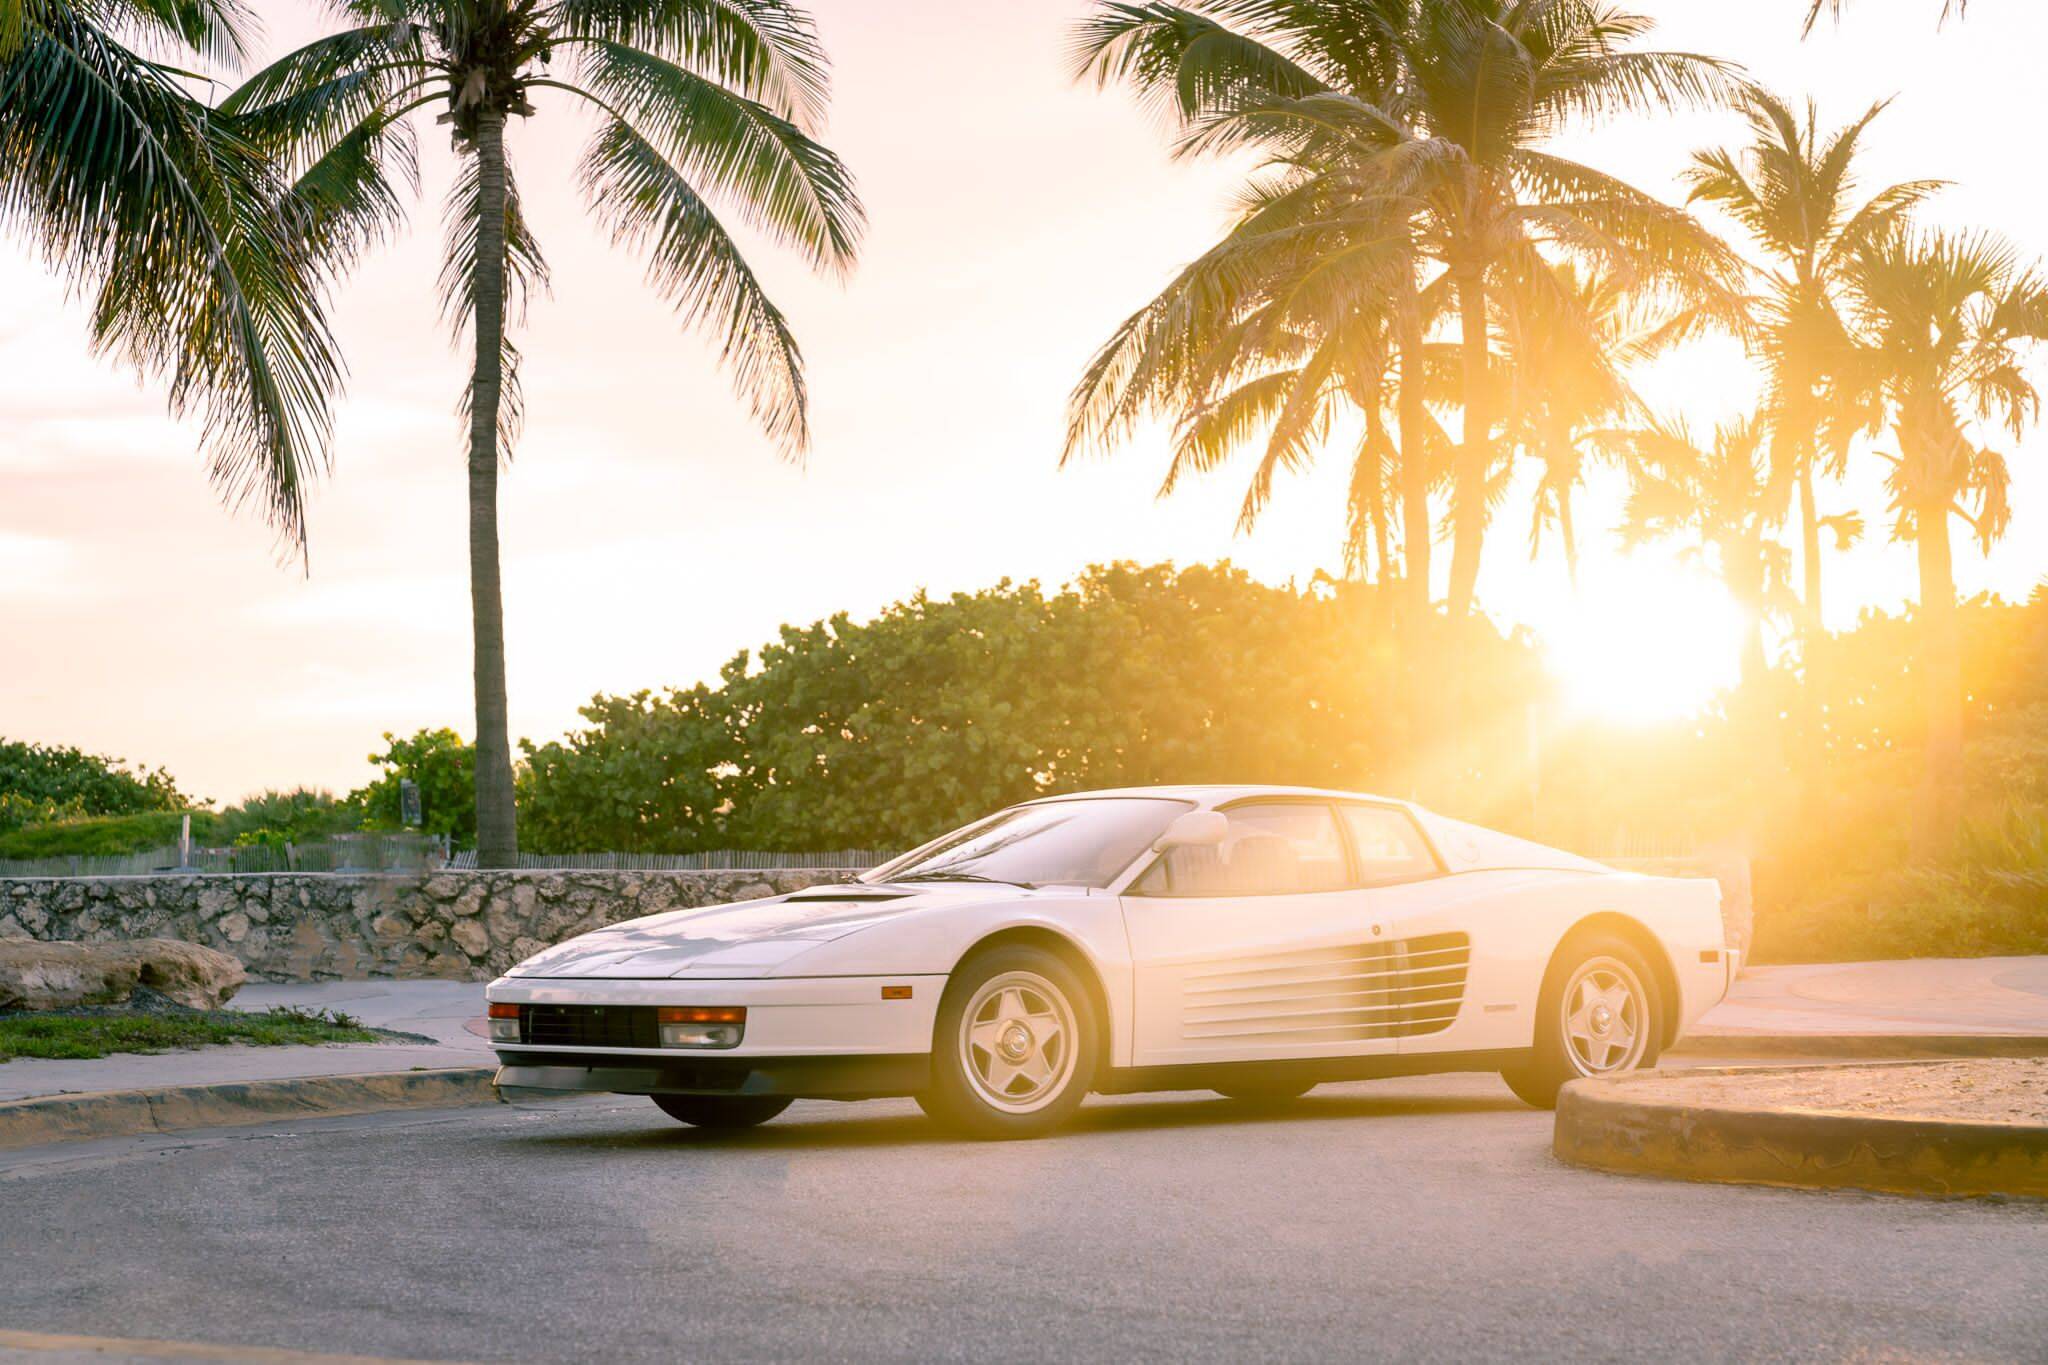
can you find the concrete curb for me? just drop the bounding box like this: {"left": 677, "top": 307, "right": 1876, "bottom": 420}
{"left": 0, "top": 1066, "right": 500, "bottom": 1151}
{"left": 1554, "top": 1065, "right": 2048, "bottom": 1200}
{"left": 1672, "top": 1033, "right": 2048, "bottom": 1060}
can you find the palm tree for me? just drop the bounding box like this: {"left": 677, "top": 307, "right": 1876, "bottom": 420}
{"left": 1599, "top": 413, "right": 1791, "bottom": 692}
{"left": 1, "top": 0, "right": 346, "bottom": 549}
{"left": 1502, "top": 263, "right": 1703, "bottom": 587}
{"left": 1389, "top": 0, "right": 1741, "bottom": 617}
{"left": 219, "top": 0, "right": 864, "bottom": 865}
{"left": 1840, "top": 226, "right": 2048, "bottom": 853}
{"left": 1067, "top": 0, "right": 1740, "bottom": 619}
{"left": 1064, "top": 0, "right": 1439, "bottom": 616}
{"left": 1683, "top": 89, "right": 1939, "bottom": 635}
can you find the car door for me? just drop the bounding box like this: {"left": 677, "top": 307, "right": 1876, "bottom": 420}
{"left": 1120, "top": 801, "right": 1401, "bottom": 1068}
{"left": 1332, "top": 802, "right": 1524, "bottom": 1056}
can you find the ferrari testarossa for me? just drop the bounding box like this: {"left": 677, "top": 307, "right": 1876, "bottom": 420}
{"left": 487, "top": 786, "right": 1735, "bottom": 1138}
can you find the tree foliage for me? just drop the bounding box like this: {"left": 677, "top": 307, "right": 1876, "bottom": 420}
{"left": 347, "top": 729, "right": 476, "bottom": 841}
{"left": 519, "top": 562, "right": 1548, "bottom": 852}
{"left": 0, "top": 740, "right": 191, "bottom": 834}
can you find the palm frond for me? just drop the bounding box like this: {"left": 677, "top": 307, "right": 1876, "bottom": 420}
{"left": 569, "top": 40, "right": 860, "bottom": 272}
{"left": 579, "top": 115, "right": 811, "bottom": 455}
{"left": 546, "top": 0, "right": 833, "bottom": 132}
{"left": 1068, "top": 1, "right": 1325, "bottom": 123}
{"left": 3, "top": 9, "right": 345, "bottom": 551}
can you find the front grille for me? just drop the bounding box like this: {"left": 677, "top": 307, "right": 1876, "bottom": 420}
{"left": 1181, "top": 932, "right": 1471, "bottom": 1044}
{"left": 521, "top": 1004, "right": 659, "bottom": 1049}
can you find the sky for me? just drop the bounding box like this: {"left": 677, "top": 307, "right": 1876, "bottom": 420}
{"left": 5, "top": 0, "right": 2047, "bottom": 804}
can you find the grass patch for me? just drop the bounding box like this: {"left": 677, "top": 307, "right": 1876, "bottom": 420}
{"left": 0, "top": 1006, "right": 380, "bottom": 1063}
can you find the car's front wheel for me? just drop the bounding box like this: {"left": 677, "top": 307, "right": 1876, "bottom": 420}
{"left": 651, "top": 1094, "right": 793, "bottom": 1129}
{"left": 916, "top": 945, "right": 1099, "bottom": 1139}
{"left": 1501, "top": 933, "right": 1663, "bottom": 1109}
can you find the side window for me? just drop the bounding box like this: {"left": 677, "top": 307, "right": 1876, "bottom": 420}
{"left": 1138, "top": 803, "right": 1348, "bottom": 896}
{"left": 1338, "top": 805, "right": 1440, "bottom": 886}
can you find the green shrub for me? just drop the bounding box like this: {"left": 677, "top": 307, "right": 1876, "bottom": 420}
{"left": 0, "top": 739, "right": 191, "bottom": 834}
{"left": 217, "top": 788, "right": 358, "bottom": 845}
{"left": 1754, "top": 806, "right": 2048, "bottom": 961}
{"left": 518, "top": 563, "right": 1546, "bottom": 852}
{"left": 0, "top": 809, "right": 219, "bottom": 858}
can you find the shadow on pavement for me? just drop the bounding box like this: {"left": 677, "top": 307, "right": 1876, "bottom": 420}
{"left": 497, "top": 1086, "right": 1536, "bottom": 1154}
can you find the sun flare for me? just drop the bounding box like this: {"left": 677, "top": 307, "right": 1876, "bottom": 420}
{"left": 1542, "top": 558, "right": 1750, "bottom": 724}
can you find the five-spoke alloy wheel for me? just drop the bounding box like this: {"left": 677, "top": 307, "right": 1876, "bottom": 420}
{"left": 919, "top": 945, "right": 1098, "bottom": 1138}
{"left": 1501, "top": 933, "right": 1662, "bottom": 1109}
{"left": 1559, "top": 955, "right": 1650, "bottom": 1076}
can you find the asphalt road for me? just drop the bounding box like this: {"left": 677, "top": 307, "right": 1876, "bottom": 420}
{"left": 2, "top": 1076, "right": 2044, "bottom": 1363}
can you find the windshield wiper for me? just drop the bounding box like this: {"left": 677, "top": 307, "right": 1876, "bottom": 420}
{"left": 893, "top": 870, "right": 1038, "bottom": 890}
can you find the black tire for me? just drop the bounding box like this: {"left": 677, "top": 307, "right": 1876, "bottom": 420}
{"left": 915, "top": 944, "right": 1100, "bottom": 1140}
{"left": 651, "top": 1094, "right": 793, "bottom": 1129}
{"left": 1501, "top": 932, "right": 1663, "bottom": 1110}
{"left": 1213, "top": 1079, "right": 1317, "bottom": 1104}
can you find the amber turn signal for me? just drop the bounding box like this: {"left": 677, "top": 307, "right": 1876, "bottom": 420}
{"left": 656, "top": 1006, "right": 745, "bottom": 1024}
{"left": 487, "top": 1002, "right": 521, "bottom": 1019}
{"left": 880, "top": 985, "right": 913, "bottom": 1000}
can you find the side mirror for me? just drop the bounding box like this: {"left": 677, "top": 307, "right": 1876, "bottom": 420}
{"left": 1153, "top": 810, "right": 1228, "bottom": 853}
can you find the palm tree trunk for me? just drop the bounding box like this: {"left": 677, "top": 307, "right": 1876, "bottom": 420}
{"left": 1911, "top": 496, "right": 1963, "bottom": 860}
{"left": 1730, "top": 552, "right": 1767, "bottom": 694}
{"left": 1364, "top": 401, "right": 1393, "bottom": 584}
{"left": 1796, "top": 441, "right": 1825, "bottom": 636}
{"left": 1559, "top": 491, "right": 1579, "bottom": 592}
{"left": 467, "top": 108, "right": 519, "bottom": 869}
{"left": 1395, "top": 276, "right": 1430, "bottom": 617}
{"left": 1447, "top": 265, "right": 1488, "bottom": 617}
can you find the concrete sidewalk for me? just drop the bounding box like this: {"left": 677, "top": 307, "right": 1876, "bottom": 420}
{"left": 0, "top": 980, "right": 492, "bottom": 1103}
{"left": 1696, "top": 955, "right": 2048, "bottom": 1038}
{"left": 3, "top": 957, "right": 2045, "bottom": 1104}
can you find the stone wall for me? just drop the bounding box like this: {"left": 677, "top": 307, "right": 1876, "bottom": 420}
{"left": 0, "top": 869, "right": 849, "bottom": 981}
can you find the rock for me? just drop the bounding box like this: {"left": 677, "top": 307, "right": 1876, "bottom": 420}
{"left": 449, "top": 918, "right": 490, "bottom": 959}
{"left": 413, "top": 920, "right": 448, "bottom": 949}
{"left": 218, "top": 912, "right": 252, "bottom": 944}
{"left": 450, "top": 883, "right": 486, "bottom": 917}
{"left": 483, "top": 902, "right": 521, "bottom": 948}
{"left": 369, "top": 912, "right": 412, "bottom": 944}
{"left": 0, "top": 938, "right": 245, "bottom": 1011}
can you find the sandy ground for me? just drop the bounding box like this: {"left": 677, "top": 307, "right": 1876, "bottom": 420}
{"left": 1616, "top": 1058, "right": 2048, "bottom": 1124}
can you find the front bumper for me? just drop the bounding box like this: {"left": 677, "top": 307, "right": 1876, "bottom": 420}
{"left": 486, "top": 972, "right": 945, "bottom": 1097}
{"left": 495, "top": 1052, "right": 931, "bottom": 1100}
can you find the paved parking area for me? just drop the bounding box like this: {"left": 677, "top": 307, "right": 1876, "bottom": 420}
{"left": 3, "top": 1074, "right": 2043, "bottom": 1362}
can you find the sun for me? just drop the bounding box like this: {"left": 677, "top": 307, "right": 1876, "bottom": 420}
{"left": 1539, "top": 556, "right": 1750, "bottom": 724}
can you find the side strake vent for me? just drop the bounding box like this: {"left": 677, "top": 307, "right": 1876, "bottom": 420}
{"left": 783, "top": 890, "right": 912, "bottom": 903}
{"left": 1182, "top": 933, "right": 1470, "bottom": 1044}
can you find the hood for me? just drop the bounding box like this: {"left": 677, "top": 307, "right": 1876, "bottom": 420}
{"left": 506, "top": 882, "right": 997, "bottom": 979}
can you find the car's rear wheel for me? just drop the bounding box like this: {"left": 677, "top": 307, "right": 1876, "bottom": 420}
{"left": 1213, "top": 1078, "right": 1317, "bottom": 1104}
{"left": 651, "top": 1094, "right": 793, "bottom": 1129}
{"left": 916, "top": 945, "right": 1098, "bottom": 1139}
{"left": 1502, "top": 933, "right": 1662, "bottom": 1109}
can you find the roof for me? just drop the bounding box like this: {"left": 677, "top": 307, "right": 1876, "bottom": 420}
{"left": 1025, "top": 784, "right": 1412, "bottom": 807}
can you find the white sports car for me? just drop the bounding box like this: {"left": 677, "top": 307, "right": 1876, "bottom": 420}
{"left": 487, "top": 786, "right": 1736, "bottom": 1138}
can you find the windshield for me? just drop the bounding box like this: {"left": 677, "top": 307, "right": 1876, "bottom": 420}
{"left": 863, "top": 798, "right": 1192, "bottom": 890}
